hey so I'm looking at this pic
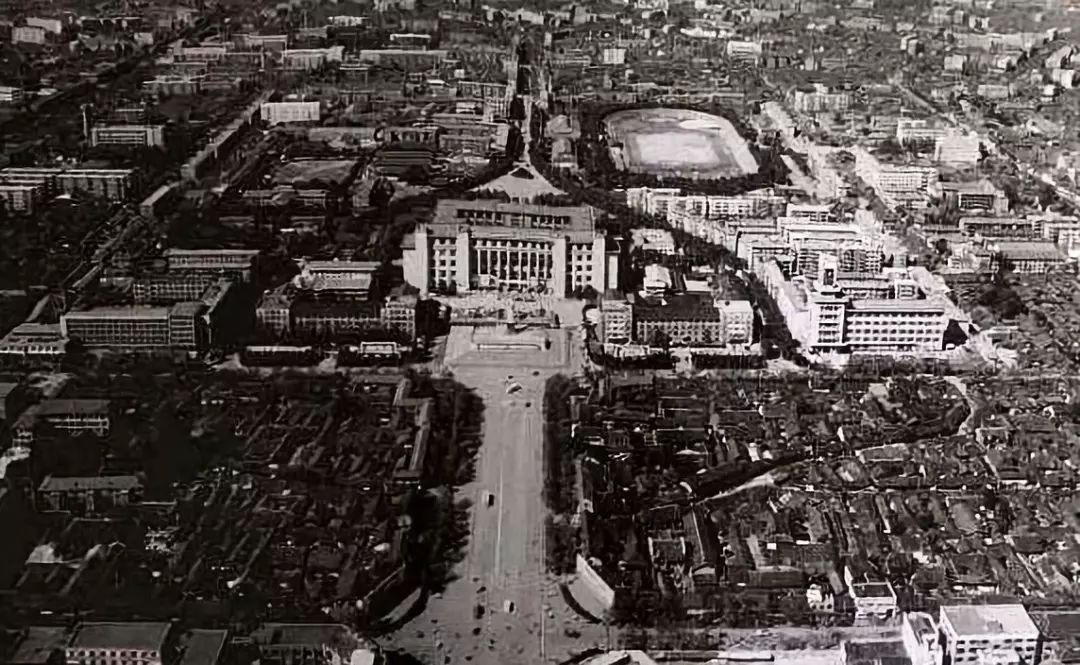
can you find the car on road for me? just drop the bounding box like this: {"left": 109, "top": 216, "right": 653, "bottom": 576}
{"left": 503, "top": 600, "right": 515, "bottom": 614}
{"left": 506, "top": 383, "right": 522, "bottom": 394}
{"left": 474, "top": 604, "right": 485, "bottom": 619}
{"left": 485, "top": 492, "right": 495, "bottom": 507}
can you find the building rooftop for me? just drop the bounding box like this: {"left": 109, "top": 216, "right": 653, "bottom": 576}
{"left": 250, "top": 623, "right": 355, "bottom": 647}
{"left": 40, "top": 475, "right": 141, "bottom": 493}
{"left": 851, "top": 581, "right": 895, "bottom": 598}
{"left": 64, "top": 307, "right": 171, "bottom": 320}
{"left": 10, "top": 626, "right": 69, "bottom": 665}
{"left": 176, "top": 629, "right": 228, "bottom": 665}
{"left": 842, "top": 639, "right": 910, "bottom": 665}
{"left": 847, "top": 298, "right": 947, "bottom": 313}
{"left": 301, "top": 259, "right": 381, "bottom": 274}
{"left": 941, "top": 604, "right": 1039, "bottom": 638}
{"left": 67, "top": 622, "right": 171, "bottom": 652}
{"left": 34, "top": 399, "right": 110, "bottom": 416}
{"left": 292, "top": 300, "right": 381, "bottom": 319}
{"left": 433, "top": 198, "right": 595, "bottom": 232}
{"left": 943, "top": 179, "right": 999, "bottom": 194}
{"left": 164, "top": 248, "right": 260, "bottom": 257}
{"left": 634, "top": 293, "right": 722, "bottom": 322}
{"left": 993, "top": 241, "right": 1065, "bottom": 261}
{"left": 170, "top": 301, "right": 206, "bottom": 317}
{"left": 0, "top": 166, "right": 135, "bottom": 176}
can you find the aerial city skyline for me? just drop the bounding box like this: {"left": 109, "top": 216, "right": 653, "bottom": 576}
{"left": 1, "top": 1, "right": 1080, "bottom": 665}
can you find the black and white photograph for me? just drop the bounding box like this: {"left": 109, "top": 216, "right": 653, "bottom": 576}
{"left": 1, "top": 1, "right": 1080, "bottom": 665}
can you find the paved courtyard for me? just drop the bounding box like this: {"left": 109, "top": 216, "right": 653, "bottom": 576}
{"left": 385, "top": 328, "right": 602, "bottom": 664}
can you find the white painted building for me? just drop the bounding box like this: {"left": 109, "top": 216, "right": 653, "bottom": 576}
{"left": 935, "top": 133, "right": 982, "bottom": 165}
{"left": 260, "top": 101, "right": 321, "bottom": 125}
{"left": 939, "top": 605, "right": 1041, "bottom": 665}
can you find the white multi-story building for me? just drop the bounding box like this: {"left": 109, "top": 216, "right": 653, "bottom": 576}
{"left": 0, "top": 86, "right": 24, "bottom": 104}
{"left": 174, "top": 45, "right": 227, "bottom": 62}
{"left": 457, "top": 80, "right": 512, "bottom": 120}
{"left": 726, "top": 40, "right": 763, "bottom": 62}
{"left": 790, "top": 84, "right": 852, "bottom": 113}
{"left": 600, "top": 294, "right": 633, "bottom": 345}
{"left": 601, "top": 47, "right": 626, "bottom": 65}
{"left": 739, "top": 236, "right": 793, "bottom": 272}
{"left": 164, "top": 248, "right": 259, "bottom": 280}
{"left": 854, "top": 148, "right": 939, "bottom": 209}
{"left": 13, "top": 26, "right": 46, "bottom": 44}
{"left": 901, "top": 613, "right": 942, "bottom": 665}
{"left": 935, "top": 133, "right": 982, "bottom": 165}
{"left": 939, "top": 605, "right": 1041, "bottom": 665}
{"left": 631, "top": 228, "right": 677, "bottom": 254}
{"left": 260, "top": 101, "right": 321, "bottom": 125}
{"left": 0, "top": 184, "right": 42, "bottom": 214}
{"left": 625, "top": 187, "right": 784, "bottom": 221}
{"left": 403, "top": 200, "right": 617, "bottom": 296}
{"left": 849, "top": 580, "right": 898, "bottom": 625}
{"left": 762, "top": 260, "right": 950, "bottom": 354}
{"left": 625, "top": 187, "right": 683, "bottom": 217}
{"left": 65, "top": 622, "right": 171, "bottom": 665}
{"left": 786, "top": 202, "right": 836, "bottom": 223}
{"left": 26, "top": 16, "right": 63, "bottom": 34}
{"left": 896, "top": 118, "right": 949, "bottom": 144}
{"left": 0, "top": 167, "right": 136, "bottom": 201}
{"left": 282, "top": 46, "right": 345, "bottom": 70}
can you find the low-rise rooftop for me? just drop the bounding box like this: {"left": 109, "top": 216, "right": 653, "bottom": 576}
{"left": 67, "top": 622, "right": 171, "bottom": 652}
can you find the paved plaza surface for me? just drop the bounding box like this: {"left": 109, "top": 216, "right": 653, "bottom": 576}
{"left": 386, "top": 327, "right": 603, "bottom": 664}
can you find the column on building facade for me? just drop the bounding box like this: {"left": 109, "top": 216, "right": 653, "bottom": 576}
{"left": 606, "top": 251, "right": 620, "bottom": 291}
{"left": 552, "top": 237, "right": 568, "bottom": 296}
{"left": 591, "top": 236, "right": 607, "bottom": 293}
{"left": 405, "top": 227, "right": 429, "bottom": 295}
{"left": 455, "top": 230, "right": 471, "bottom": 292}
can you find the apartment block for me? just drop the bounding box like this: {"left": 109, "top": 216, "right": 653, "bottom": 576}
{"left": 12, "top": 26, "right": 46, "bottom": 44}
{"left": 90, "top": 124, "right": 166, "bottom": 148}
{"left": 0, "top": 86, "right": 24, "bottom": 104}
{"left": 939, "top": 605, "right": 1040, "bottom": 665}
{"left": 132, "top": 274, "right": 216, "bottom": 304}
{"left": 164, "top": 249, "right": 259, "bottom": 281}
{"left": 13, "top": 399, "right": 111, "bottom": 445}
{"left": 633, "top": 294, "right": 754, "bottom": 348}
{"left": 60, "top": 306, "right": 207, "bottom": 351}
{"left": 65, "top": 622, "right": 171, "bottom": 665}
{"left": 0, "top": 167, "right": 136, "bottom": 201}
{"left": 0, "top": 184, "right": 42, "bottom": 214}
{"left": 37, "top": 475, "right": 143, "bottom": 513}
{"left": 261, "top": 101, "right": 321, "bottom": 125}
{"left": 989, "top": 241, "right": 1067, "bottom": 274}
{"left": 456, "top": 80, "right": 511, "bottom": 119}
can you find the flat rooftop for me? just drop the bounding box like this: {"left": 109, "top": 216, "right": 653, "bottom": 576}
{"left": 942, "top": 604, "right": 1039, "bottom": 638}
{"left": 64, "top": 307, "right": 171, "bottom": 320}
{"left": 35, "top": 399, "right": 110, "bottom": 416}
{"left": 177, "top": 629, "right": 228, "bottom": 665}
{"left": 40, "top": 475, "right": 140, "bottom": 493}
{"left": 993, "top": 241, "right": 1064, "bottom": 261}
{"left": 433, "top": 198, "right": 595, "bottom": 232}
{"left": 68, "top": 622, "right": 171, "bottom": 651}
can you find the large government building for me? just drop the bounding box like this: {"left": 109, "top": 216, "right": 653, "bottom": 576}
{"left": 403, "top": 199, "right": 619, "bottom": 296}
